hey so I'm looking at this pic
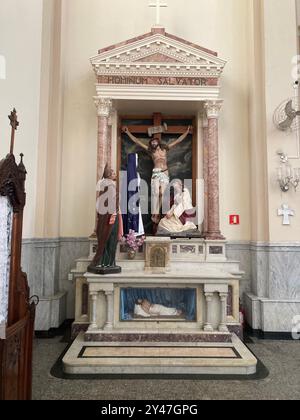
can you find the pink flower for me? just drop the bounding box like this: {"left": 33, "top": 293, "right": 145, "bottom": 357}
{"left": 121, "top": 231, "right": 145, "bottom": 251}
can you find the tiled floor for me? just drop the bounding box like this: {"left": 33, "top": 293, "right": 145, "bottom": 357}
{"left": 32, "top": 335, "right": 300, "bottom": 400}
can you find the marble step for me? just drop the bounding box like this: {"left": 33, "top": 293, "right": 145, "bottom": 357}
{"left": 84, "top": 330, "right": 232, "bottom": 343}
{"left": 71, "top": 258, "right": 243, "bottom": 277}
{"left": 63, "top": 333, "right": 257, "bottom": 376}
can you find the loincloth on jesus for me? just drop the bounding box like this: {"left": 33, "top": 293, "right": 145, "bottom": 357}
{"left": 151, "top": 168, "right": 170, "bottom": 185}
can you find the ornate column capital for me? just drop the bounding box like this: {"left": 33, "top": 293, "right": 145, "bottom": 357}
{"left": 94, "top": 97, "right": 113, "bottom": 117}
{"left": 204, "top": 292, "right": 214, "bottom": 301}
{"left": 204, "top": 100, "right": 223, "bottom": 119}
{"left": 219, "top": 292, "right": 228, "bottom": 302}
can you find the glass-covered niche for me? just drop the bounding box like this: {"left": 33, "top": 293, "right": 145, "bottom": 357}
{"left": 120, "top": 287, "right": 197, "bottom": 322}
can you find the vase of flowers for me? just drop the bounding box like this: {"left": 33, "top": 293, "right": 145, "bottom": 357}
{"left": 127, "top": 248, "right": 136, "bottom": 260}
{"left": 121, "top": 230, "right": 145, "bottom": 260}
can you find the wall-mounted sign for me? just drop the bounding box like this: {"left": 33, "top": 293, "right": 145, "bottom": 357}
{"left": 230, "top": 215, "right": 240, "bottom": 225}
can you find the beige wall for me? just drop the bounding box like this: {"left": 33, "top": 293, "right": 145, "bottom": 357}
{"left": 34, "top": 0, "right": 65, "bottom": 238}
{"left": 263, "top": 0, "right": 300, "bottom": 242}
{"left": 0, "top": 0, "right": 43, "bottom": 238}
{"left": 1, "top": 0, "right": 298, "bottom": 243}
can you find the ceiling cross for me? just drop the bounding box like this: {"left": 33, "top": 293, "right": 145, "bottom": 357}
{"left": 149, "top": 0, "right": 168, "bottom": 26}
{"left": 8, "top": 108, "right": 19, "bottom": 154}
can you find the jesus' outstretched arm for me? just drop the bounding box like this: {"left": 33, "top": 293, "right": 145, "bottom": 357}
{"left": 168, "top": 126, "right": 192, "bottom": 150}
{"left": 122, "top": 126, "right": 148, "bottom": 151}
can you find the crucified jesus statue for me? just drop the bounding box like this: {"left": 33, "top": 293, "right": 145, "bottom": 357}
{"left": 122, "top": 125, "right": 191, "bottom": 224}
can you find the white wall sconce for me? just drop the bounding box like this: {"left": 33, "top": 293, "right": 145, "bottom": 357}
{"left": 277, "top": 151, "right": 300, "bottom": 192}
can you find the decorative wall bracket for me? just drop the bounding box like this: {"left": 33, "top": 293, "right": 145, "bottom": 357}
{"left": 276, "top": 151, "right": 300, "bottom": 192}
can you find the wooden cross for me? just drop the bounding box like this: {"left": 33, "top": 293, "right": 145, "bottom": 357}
{"left": 8, "top": 108, "right": 19, "bottom": 154}
{"left": 278, "top": 204, "right": 295, "bottom": 225}
{"left": 149, "top": 0, "right": 167, "bottom": 26}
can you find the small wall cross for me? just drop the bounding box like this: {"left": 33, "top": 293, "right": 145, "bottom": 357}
{"left": 278, "top": 204, "right": 295, "bottom": 225}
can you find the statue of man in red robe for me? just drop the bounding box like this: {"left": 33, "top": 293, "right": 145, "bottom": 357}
{"left": 88, "top": 165, "right": 123, "bottom": 275}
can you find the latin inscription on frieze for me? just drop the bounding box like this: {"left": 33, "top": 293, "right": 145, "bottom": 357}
{"left": 98, "top": 76, "right": 216, "bottom": 86}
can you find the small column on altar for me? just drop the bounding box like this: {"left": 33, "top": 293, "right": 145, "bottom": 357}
{"left": 90, "top": 292, "right": 98, "bottom": 330}
{"left": 204, "top": 292, "right": 214, "bottom": 332}
{"left": 94, "top": 97, "right": 113, "bottom": 180}
{"left": 104, "top": 290, "right": 114, "bottom": 331}
{"left": 219, "top": 292, "right": 229, "bottom": 332}
{"left": 204, "top": 100, "right": 224, "bottom": 240}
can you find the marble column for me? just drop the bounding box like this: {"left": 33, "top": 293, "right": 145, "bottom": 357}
{"left": 202, "top": 118, "right": 209, "bottom": 236}
{"left": 104, "top": 290, "right": 114, "bottom": 331}
{"left": 204, "top": 292, "right": 214, "bottom": 332}
{"left": 107, "top": 113, "right": 113, "bottom": 168}
{"left": 90, "top": 292, "right": 98, "bottom": 330}
{"left": 219, "top": 292, "right": 229, "bottom": 332}
{"left": 204, "top": 100, "right": 224, "bottom": 240}
{"left": 94, "top": 97, "right": 113, "bottom": 181}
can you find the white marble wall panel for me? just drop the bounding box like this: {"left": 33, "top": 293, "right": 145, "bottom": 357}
{"left": 22, "top": 237, "right": 89, "bottom": 330}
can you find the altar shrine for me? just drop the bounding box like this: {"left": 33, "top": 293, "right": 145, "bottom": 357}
{"left": 63, "top": 25, "right": 257, "bottom": 376}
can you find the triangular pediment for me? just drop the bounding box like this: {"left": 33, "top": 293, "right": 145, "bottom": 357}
{"left": 91, "top": 28, "right": 227, "bottom": 79}
{"left": 134, "top": 52, "right": 182, "bottom": 63}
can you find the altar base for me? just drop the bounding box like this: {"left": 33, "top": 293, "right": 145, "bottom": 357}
{"left": 63, "top": 333, "right": 257, "bottom": 376}
{"left": 65, "top": 238, "right": 257, "bottom": 376}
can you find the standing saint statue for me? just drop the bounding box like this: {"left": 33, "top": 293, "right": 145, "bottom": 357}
{"left": 122, "top": 125, "right": 191, "bottom": 224}
{"left": 88, "top": 165, "right": 123, "bottom": 275}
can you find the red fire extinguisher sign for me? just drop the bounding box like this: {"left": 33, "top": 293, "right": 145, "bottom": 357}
{"left": 230, "top": 215, "right": 240, "bottom": 225}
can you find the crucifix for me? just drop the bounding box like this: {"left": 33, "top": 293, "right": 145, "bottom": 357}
{"left": 278, "top": 204, "right": 295, "bottom": 225}
{"left": 149, "top": 0, "right": 168, "bottom": 26}
{"left": 8, "top": 108, "right": 19, "bottom": 154}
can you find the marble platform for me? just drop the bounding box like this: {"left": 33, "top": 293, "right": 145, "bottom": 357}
{"left": 63, "top": 333, "right": 257, "bottom": 376}
{"left": 71, "top": 238, "right": 245, "bottom": 337}
{"left": 63, "top": 237, "right": 258, "bottom": 375}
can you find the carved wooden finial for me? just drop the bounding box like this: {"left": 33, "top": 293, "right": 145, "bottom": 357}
{"left": 18, "top": 153, "right": 26, "bottom": 175}
{"left": 8, "top": 108, "right": 19, "bottom": 154}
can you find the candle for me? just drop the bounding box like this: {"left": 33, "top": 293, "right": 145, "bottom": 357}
{"left": 286, "top": 165, "right": 292, "bottom": 178}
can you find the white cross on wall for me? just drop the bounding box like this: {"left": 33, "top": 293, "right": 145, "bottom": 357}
{"left": 278, "top": 204, "right": 295, "bottom": 225}
{"left": 149, "top": 0, "right": 168, "bottom": 26}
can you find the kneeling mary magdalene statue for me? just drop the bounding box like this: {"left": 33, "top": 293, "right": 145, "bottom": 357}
{"left": 88, "top": 165, "right": 123, "bottom": 275}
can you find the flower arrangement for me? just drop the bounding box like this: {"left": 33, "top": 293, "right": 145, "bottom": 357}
{"left": 121, "top": 230, "right": 145, "bottom": 252}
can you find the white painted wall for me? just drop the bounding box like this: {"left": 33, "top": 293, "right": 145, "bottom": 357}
{"left": 0, "top": 0, "right": 43, "bottom": 238}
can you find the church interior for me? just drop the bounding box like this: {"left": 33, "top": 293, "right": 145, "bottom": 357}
{"left": 0, "top": 0, "right": 300, "bottom": 401}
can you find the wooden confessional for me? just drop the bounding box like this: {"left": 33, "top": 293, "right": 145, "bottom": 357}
{"left": 0, "top": 109, "right": 37, "bottom": 400}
